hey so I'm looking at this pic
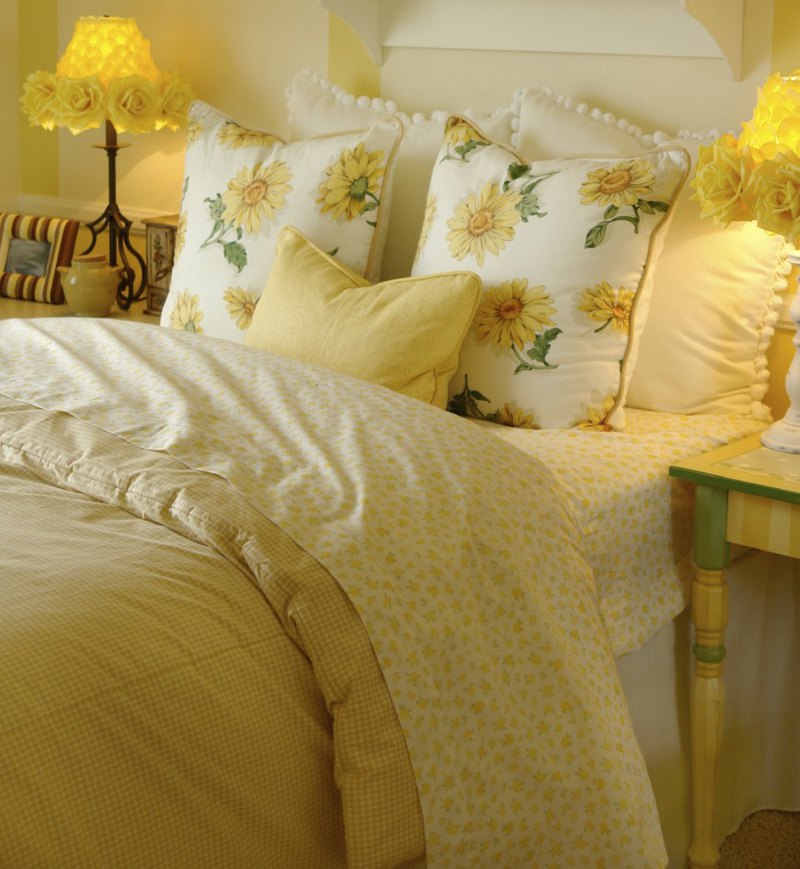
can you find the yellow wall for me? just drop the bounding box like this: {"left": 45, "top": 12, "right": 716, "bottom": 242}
{"left": 0, "top": 2, "right": 20, "bottom": 203}
{"left": 327, "top": 14, "right": 380, "bottom": 99}
{"left": 772, "top": 0, "right": 800, "bottom": 72}
{"left": 18, "top": 0, "right": 58, "bottom": 197}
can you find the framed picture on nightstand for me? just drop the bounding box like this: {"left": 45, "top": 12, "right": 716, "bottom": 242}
{"left": 143, "top": 214, "right": 179, "bottom": 316}
{"left": 0, "top": 212, "right": 79, "bottom": 304}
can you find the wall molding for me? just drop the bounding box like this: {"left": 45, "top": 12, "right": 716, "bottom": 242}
{"left": 11, "top": 194, "right": 161, "bottom": 233}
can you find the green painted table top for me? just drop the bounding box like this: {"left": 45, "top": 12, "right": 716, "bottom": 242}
{"left": 670, "top": 433, "right": 800, "bottom": 505}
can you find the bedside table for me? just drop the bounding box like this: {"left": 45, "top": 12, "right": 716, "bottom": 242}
{"left": 0, "top": 296, "right": 157, "bottom": 324}
{"left": 142, "top": 214, "right": 179, "bottom": 316}
{"left": 670, "top": 435, "right": 800, "bottom": 869}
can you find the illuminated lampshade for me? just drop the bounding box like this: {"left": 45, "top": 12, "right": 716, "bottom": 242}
{"left": 56, "top": 16, "right": 160, "bottom": 85}
{"left": 739, "top": 71, "right": 800, "bottom": 164}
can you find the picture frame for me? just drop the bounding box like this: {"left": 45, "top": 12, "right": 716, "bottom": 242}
{"left": 0, "top": 212, "right": 80, "bottom": 304}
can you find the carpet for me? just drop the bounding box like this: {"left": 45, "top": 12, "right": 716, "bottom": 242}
{"left": 721, "top": 810, "right": 800, "bottom": 868}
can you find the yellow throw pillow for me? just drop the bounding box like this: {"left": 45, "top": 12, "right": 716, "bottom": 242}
{"left": 246, "top": 227, "right": 481, "bottom": 408}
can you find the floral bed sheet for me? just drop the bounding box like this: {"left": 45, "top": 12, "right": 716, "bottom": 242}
{"left": 477, "top": 409, "right": 763, "bottom": 656}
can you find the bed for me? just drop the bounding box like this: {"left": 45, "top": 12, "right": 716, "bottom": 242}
{"left": 3, "top": 46, "right": 800, "bottom": 869}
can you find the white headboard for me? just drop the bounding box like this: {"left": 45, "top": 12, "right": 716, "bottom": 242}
{"left": 320, "top": 0, "right": 771, "bottom": 135}
{"left": 320, "top": 0, "right": 744, "bottom": 79}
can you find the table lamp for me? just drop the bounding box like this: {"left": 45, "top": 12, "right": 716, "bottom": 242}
{"left": 692, "top": 70, "right": 800, "bottom": 453}
{"left": 20, "top": 16, "right": 193, "bottom": 309}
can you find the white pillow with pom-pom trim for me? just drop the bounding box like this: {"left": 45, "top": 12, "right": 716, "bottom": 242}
{"left": 513, "top": 86, "right": 788, "bottom": 421}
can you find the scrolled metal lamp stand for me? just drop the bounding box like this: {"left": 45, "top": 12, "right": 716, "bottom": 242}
{"left": 82, "top": 120, "right": 147, "bottom": 310}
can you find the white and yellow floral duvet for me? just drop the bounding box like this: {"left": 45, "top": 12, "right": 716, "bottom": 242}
{"left": 0, "top": 317, "right": 716, "bottom": 867}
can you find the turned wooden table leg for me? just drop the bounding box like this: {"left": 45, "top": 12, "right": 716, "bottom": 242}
{"left": 688, "top": 486, "right": 729, "bottom": 869}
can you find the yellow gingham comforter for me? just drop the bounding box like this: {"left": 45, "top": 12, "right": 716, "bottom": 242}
{"left": 0, "top": 318, "right": 667, "bottom": 867}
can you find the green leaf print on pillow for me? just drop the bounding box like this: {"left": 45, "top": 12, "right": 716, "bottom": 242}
{"left": 447, "top": 375, "right": 540, "bottom": 429}
{"left": 503, "top": 162, "right": 559, "bottom": 222}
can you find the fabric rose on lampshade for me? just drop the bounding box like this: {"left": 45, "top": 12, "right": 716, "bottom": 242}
{"left": 749, "top": 151, "right": 800, "bottom": 242}
{"left": 159, "top": 74, "right": 194, "bottom": 131}
{"left": 106, "top": 75, "right": 162, "bottom": 134}
{"left": 19, "top": 70, "right": 60, "bottom": 130}
{"left": 691, "top": 70, "right": 800, "bottom": 246}
{"left": 691, "top": 134, "right": 754, "bottom": 226}
{"left": 52, "top": 75, "right": 106, "bottom": 133}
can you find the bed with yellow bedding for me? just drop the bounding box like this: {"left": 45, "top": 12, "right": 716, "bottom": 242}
{"left": 1, "top": 318, "right": 674, "bottom": 867}
{"left": 5, "top": 33, "right": 800, "bottom": 866}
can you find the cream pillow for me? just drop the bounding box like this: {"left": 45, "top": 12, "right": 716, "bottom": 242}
{"left": 286, "top": 70, "right": 515, "bottom": 280}
{"left": 412, "top": 115, "right": 688, "bottom": 430}
{"left": 514, "top": 87, "right": 789, "bottom": 419}
{"left": 161, "top": 100, "right": 403, "bottom": 344}
{"left": 245, "top": 226, "right": 481, "bottom": 408}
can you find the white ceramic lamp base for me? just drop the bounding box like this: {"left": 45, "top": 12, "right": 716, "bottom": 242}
{"left": 761, "top": 253, "right": 800, "bottom": 453}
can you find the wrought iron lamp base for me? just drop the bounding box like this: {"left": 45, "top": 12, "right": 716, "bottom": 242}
{"left": 81, "top": 121, "right": 147, "bottom": 311}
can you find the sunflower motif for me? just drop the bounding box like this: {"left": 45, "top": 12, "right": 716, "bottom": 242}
{"left": 575, "top": 393, "right": 617, "bottom": 431}
{"left": 578, "top": 282, "right": 634, "bottom": 335}
{"left": 414, "top": 194, "right": 438, "bottom": 262}
{"left": 169, "top": 289, "right": 204, "bottom": 334}
{"left": 496, "top": 402, "right": 539, "bottom": 430}
{"left": 222, "top": 161, "right": 293, "bottom": 235}
{"left": 224, "top": 286, "right": 259, "bottom": 330}
{"left": 174, "top": 211, "right": 187, "bottom": 259}
{"left": 186, "top": 118, "right": 202, "bottom": 147}
{"left": 474, "top": 279, "right": 555, "bottom": 350}
{"left": 445, "top": 118, "right": 485, "bottom": 148}
{"left": 579, "top": 159, "right": 656, "bottom": 208}
{"left": 218, "top": 121, "right": 281, "bottom": 150}
{"left": 446, "top": 182, "right": 521, "bottom": 266}
{"left": 317, "top": 143, "right": 386, "bottom": 221}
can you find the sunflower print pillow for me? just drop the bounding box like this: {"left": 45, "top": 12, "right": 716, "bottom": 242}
{"left": 161, "top": 101, "right": 402, "bottom": 345}
{"left": 412, "top": 115, "right": 689, "bottom": 430}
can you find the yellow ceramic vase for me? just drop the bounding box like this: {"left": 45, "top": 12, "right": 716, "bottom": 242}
{"left": 58, "top": 254, "right": 122, "bottom": 317}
